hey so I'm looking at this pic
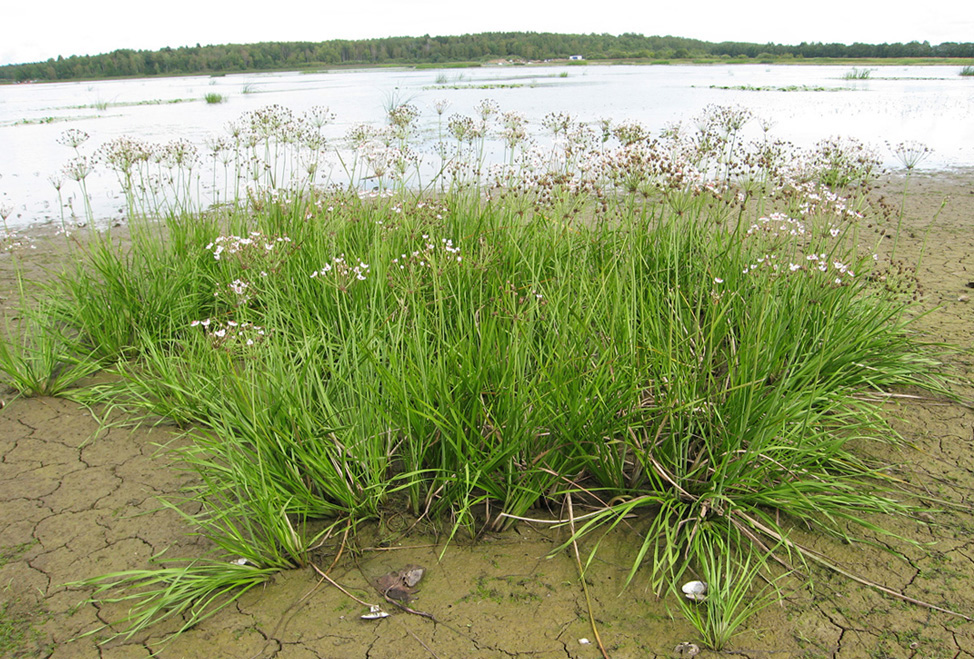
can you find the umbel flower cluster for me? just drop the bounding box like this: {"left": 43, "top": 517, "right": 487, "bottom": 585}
{"left": 45, "top": 100, "right": 901, "bottom": 231}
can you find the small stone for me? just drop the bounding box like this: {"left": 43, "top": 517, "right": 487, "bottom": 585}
{"left": 579, "top": 638, "right": 591, "bottom": 645}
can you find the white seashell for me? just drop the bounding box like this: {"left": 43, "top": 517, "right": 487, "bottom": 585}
{"left": 361, "top": 604, "right": 390, "bottom": 620}
{"left": 578, "top": 638, "right": 591, "bottom": 645}
{"left": 681, "top": 580, "right": 708, "bottom": 601}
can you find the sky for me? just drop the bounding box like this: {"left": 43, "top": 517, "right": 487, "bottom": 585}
{"left": 3, "top": 0, "right": 972, "bottom": 66}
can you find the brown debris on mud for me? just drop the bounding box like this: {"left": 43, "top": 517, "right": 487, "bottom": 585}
{"left": 1, "top": 171, "right": 973, "bottom": 658}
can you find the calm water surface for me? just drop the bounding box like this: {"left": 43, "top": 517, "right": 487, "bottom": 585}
{"left": 1, "top": 64, "right": 972, "bottom": 228}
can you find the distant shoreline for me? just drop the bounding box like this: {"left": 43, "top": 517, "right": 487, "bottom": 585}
{"left": 3, "top": 30, "right": 971, "bottom": 84}
{"left": 3, "top": 57, "right": 973, "bottom": 86}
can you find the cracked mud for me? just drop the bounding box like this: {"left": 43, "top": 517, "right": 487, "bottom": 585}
{"left": 1, "top": 171, "right": 973, "bottom": 658}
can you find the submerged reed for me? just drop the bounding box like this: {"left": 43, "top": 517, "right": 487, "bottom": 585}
{"left": 0, "top": 102, "right": 958, "bottom": 647}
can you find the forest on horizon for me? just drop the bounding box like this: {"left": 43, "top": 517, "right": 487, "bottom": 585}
{"left": 3, "top": 31, "right": 973, "bottom": 82}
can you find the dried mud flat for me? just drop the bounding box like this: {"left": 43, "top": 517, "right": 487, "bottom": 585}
{"left": 1, "top": 172, "right": 973, "bottom": 659}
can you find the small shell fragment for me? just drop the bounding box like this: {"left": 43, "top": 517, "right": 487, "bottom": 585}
{"left": 361, "top": 604, "right": 390, "bottom": 620}
{"left": 675, "top": 641, "right": 700, "bottom": 657}
{"left": 681, "top": 580, "right": 708, "bottom": 601}
{"left": 402, "top": 565, "right": 425, "bottom": 588}
{"left": 578, "top": 638, "right": 591, "bottom": 645}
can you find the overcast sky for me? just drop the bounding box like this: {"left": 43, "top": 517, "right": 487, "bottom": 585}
{"left": 3, "top": 0, "right": 971, "bottom": 66}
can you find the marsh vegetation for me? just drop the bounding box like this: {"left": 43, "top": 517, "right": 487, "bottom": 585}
{"left": 0, "top": 101, "right": 965, "bottom": 651}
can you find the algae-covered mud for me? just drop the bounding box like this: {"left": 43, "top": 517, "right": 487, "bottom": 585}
{"left": 1, "top": 170, "right": 972, "bottom": 658}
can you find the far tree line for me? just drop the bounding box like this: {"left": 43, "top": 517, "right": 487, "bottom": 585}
{"left": 3, "top": 32, "right": 972, "bottom": 83}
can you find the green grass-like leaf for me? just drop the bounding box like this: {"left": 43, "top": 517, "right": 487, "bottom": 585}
{"left": 8, "top": 101, "right": 957, "bottom": 643}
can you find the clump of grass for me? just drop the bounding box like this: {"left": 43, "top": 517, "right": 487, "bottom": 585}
{"left": 677, "top": 535, "right": 788, "bottom": 651}
{"left": 843, "top": 67, "right": 873, "bottom": 80}
{"left": 204, "top": 92, "right": 225, "bottom": 104}
{"left": 7, "top": 101, "right": 960, "bottom": 645}
{"left": 74, "top": 561, "right": 279, "bottom": 646}
{"left": 960, "top": 65, "right": 974, "bottom": 77}
{"left": 0, "top": 289, "right": 102, "bottom": 397}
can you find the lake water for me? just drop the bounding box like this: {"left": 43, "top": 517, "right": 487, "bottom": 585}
{"left": 1, "top": 64, "right": 972, "bottom": 229}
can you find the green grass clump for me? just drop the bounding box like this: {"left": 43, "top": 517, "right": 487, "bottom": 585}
{"left": 1, "top": 102, "right": 957, "bottom": 646}
{"left": 74, "top": 561, "right": 278, "bottom": 645}
{"left": 204, "top": 92, "right": 225, "bottom": 104}
{"left": 0, "top": 278, "right": 102, "bottom": 397}
{"left": 843, "top": 67, "right": 873, "bottom": 80}
{"left": 677, "top": 534, "right": 788, "bottom": 650}
{"left": 960, "top": 65, "right": 974, "bottom": 77}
